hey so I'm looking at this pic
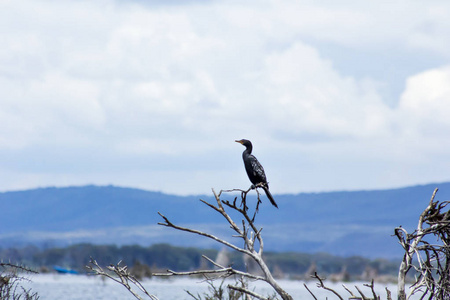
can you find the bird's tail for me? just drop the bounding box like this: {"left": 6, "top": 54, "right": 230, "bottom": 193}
{"left": 262, "top": 186, "right": 278, "bottom": 208}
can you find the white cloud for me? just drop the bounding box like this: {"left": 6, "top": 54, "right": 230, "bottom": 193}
{"left": 398, "top": 65, "right": 450, "bottom": 147}
{"left": 399, "top": 66, "right": 450, "bottom": 121}
{"left": 262, "top": 42, "right": 394, "bottom": 139}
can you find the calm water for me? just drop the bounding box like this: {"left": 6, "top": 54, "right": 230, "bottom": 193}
{"left": 21, "top": 274, "right": 410, "bottom": 299}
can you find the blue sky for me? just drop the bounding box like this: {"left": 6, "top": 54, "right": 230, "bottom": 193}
{"left": 1, "top": 0, "right": 450, "bottom": 195}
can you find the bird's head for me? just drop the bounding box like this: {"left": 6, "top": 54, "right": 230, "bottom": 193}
{"left": 235, "top": 139, "right": 252, "bottom": 147}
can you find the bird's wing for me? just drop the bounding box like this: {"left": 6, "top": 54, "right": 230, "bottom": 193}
{"left": 249, "top": 155, "right": 267, "bottom": 182}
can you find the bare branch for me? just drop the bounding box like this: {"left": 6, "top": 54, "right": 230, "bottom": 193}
{"left": 363, "top": 279, "right": 379, "bottom": 300}
{"left": 153, "top": 267, "right": 265, "bottom": 282}
{"left": 158, "top": 211, "right": 252, "bottom": 256}
{"left": 311, "top": 272, "right": 344, "bottom": 300}
{"left": 0, "top": 262, "right": 39, "bottom": 300}
{"left": 385, "top": 287, "right": 392, "bottom": 300}
{"left": 0, "top": 262, "right": 38, "bottom": 274}
{"left": 303, "top": 283, "right": 318, "bottom": 300}
{"left": 228, "top": 284, "right": 268, "bottom": 300}
{"left": 201, "top": 254, "right": 225, "bottom": 269}
{"left": 87, "top": 258, "right": 159, "bottom": 300}
{"left": 342, "top": 284, "right": 357, "bottom": 298}
{"left": 355, "top": 285, "right": 368, "bottom": 300}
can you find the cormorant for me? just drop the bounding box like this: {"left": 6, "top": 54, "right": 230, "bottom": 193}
{"left": 235, "top": 139, "right": 278, "bottom": 208}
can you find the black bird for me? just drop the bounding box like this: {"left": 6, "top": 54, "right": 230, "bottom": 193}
{"left": 235, "top": 139, "right": 278, "bottom": 208}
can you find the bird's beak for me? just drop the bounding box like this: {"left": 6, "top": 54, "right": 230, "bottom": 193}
{"left": 235, "top": 140, "right": 243, "bottom": 144}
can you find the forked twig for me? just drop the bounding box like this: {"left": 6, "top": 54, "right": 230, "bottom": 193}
{"left": 310, "top": 272, "right": 344, "bottom": 300}
{"left": 87, "top": 258, "right": 159, "bottom": 300}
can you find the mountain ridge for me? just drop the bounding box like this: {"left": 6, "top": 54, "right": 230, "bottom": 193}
{"left": 1, "top": 182, "right": 449, "bottom": 258}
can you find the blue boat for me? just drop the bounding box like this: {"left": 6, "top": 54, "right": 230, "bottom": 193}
{"left": 53, "top": 266, "right": 79, "bottom": 274}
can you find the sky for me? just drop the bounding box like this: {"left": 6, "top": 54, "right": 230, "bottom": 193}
{"left": 1, "top": 0, "right": 450, "bottom": 195}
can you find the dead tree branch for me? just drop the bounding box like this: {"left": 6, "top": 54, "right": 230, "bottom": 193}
{"left": 153, "top": 267, "right": 265, "bottom": 282}
{"left": 156, "top": 188, "right": 293, "bottom": 300}
{"left": 363, "top": 279, "right": 380, "bottom": 300}
{"left": 0, "top": 262, "right": 39, "bottom": 300}
{"left": 227, "top": 284, "right": 267, "bottom": 300}
{"left": 303, "top": 283, "right": 318, "bottom": 300}
{"left": 343, "top": 284, "right": 358, "bottom": 298}
{"left": 220, "top": 186, "right": 264, "bottom": 220}
{"left": 395, "top": 188, "right": 450, "bottom": 300}
{"left": 305, "top": 273, "right": 385, "bottom": 300}
{"left": 87, "top": 258, "right": 159, "bottom": 300}
{"left": 310, "top": 272, "right": 344, "bottom": 300}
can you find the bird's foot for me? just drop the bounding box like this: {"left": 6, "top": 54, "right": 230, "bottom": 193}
{"left": 255, "top": 182, "right": 266, "bottom": 189}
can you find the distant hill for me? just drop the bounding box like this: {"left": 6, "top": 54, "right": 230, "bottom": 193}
{"left": 1, "top": 183, "right": 449, "bottom": 258}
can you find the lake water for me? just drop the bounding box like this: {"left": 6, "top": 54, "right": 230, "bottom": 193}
{"left": 21, "top": 274, "right": 413, "bottom": 299}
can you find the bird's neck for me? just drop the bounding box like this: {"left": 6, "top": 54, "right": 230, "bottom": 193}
{"left": 243, "top": 145, "right": 252, "bottom": 156}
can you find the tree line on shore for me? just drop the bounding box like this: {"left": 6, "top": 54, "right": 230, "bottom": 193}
{"left": 0, "top": 243, "right": 399, "bottom": 280}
